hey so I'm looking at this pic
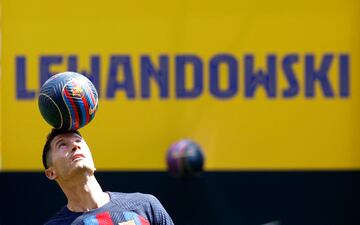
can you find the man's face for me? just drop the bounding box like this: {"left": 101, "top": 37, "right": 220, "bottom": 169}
{"left": 46, "top": 132, "right": 96, "bottom": 181}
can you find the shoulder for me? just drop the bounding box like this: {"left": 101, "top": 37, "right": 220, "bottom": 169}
{"left": 43, "top": 206, "right": 82, "bottom": 225}
{"left": 110, "top": 192, "right": 156, "bottom": 202}
{"left": 109, "top": 192, "right": 174, "bottom": 225}
{"left": 109, "top": 192, "right": 159, "bottom": 207}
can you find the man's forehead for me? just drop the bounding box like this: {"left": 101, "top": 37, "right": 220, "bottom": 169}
{"left": 51, "top": 132, "right": 82, "bottom": 143}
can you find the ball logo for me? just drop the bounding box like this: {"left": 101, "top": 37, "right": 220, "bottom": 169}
{"left": 67, "top": 80, "right": 84, "bottom": 99}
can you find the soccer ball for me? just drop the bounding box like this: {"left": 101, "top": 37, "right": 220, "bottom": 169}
{"left": 166, "top": 139, "right": 205, "bottom": 178}
{"left": 38, "top": 71, "right": 98, "bottom": 131}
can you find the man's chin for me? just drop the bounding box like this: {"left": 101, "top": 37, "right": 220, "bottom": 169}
{"left": 71, "top": 163, "right": 96, "bottom": 175}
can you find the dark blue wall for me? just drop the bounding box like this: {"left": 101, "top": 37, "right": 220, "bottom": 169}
{"left": 0, "top": 171, "right": 359, "bottom": 225}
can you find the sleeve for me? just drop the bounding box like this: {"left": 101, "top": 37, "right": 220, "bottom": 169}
{"left": 147, "top": 194, "right": 175, "bottom": 225}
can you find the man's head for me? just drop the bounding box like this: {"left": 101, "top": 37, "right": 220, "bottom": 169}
{"left": 43, "top": 129, "right": 96, "bottom": 181}
{"left": 42, "top": 129, "right": 80, "bottom": 169}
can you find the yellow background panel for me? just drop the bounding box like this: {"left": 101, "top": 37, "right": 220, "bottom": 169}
{"left": 0, "top": 0, "right": 359, "bottom": 170}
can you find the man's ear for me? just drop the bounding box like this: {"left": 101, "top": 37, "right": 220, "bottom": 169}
{"left": 45, "top": 167, "right": 57, "bottom": 180}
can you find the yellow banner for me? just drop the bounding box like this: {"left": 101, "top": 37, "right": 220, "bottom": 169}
{"left": 1, "top": 0, "right": 359, "bottom": 170}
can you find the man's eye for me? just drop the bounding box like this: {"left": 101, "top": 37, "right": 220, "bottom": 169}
{"left": 59, "top": 143, "right": 66, "bottom": 147}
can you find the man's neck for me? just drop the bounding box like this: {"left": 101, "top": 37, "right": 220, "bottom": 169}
{"left": 59, "top": 174, "right": 110, "bottom": 212}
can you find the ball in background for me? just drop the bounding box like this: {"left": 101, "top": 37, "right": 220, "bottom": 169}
{"left": 166, "top": 139, "right": 205, "bottom": 178}
{"left": 38, "top": 71, "right": 98, "bottom": 131}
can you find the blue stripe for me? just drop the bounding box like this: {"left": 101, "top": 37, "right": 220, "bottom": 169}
{"left": 64, "top": 92, "right": 76, "bottom": 130}
{"left": 70, "top": 82, "right": 87, "bottom": 128}
{"left": 65, "top": 82, "right": 88, "bottom": 129}
{"left": 123, "top": 211, "right": 142, "bottom": 225}
{"left": 83, "top": 215, "right": 99, "bottom": 225}
{"left": 85, "top": 86, "right": 96, "bottom": 121}
{"left": 77, "top": 94, "right": 87, "bottom": 128}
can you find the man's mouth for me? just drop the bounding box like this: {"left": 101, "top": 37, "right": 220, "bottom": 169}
{"left": 72, "top": 153, "right": 85, "bottom": 161}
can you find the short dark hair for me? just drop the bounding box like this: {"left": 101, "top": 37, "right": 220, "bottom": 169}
{"left": 42, "top": 129, "right": 81, "bottom": 169}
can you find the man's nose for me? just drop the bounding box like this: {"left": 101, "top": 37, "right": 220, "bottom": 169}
{"left": 71, "top": 141, "right": 81, "bottom": 152}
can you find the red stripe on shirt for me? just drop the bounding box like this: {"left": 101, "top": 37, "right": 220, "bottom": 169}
{"left": 96, "top": 211, "right": 114, "bottom": 225}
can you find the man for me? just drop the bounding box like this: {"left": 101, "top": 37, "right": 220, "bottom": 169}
{"left": 42, "top": 129, "right": 174, "bottom": 225}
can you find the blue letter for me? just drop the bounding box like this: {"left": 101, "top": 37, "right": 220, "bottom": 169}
{"left": 305, "top": 54, "right": 334, "bottom": 98}
{"left": 339, "top": 55, "right": 349, "bottom": 97}
{"left": 209, "top": 54, "right": 238, "bottom": 99}
{"left": 141, "top": 55, "right": 169, "bottom": 99}
{"left": 282, "top": 55, "right": 299, "bottom": 98}
{"left": 40, "top": 55, "right": 63, "bottom": 86}
{"left": 176, "top": 55, "right": 203, "bottom": 99}
{"left": 16, "top": 56, "right": 35, "bottom": 99}
{"left": 68, "top": 55, "right": 101, "bottom": 97}
{"left": 245, "top": 55, "right": 276, "bottom": 98}
{"left": 106, "top": 55, "right": 135, "bottom": 99}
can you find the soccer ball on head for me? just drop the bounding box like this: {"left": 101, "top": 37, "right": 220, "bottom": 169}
{"left": 38, "top": 71, "right": 99, "bottom": 131}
